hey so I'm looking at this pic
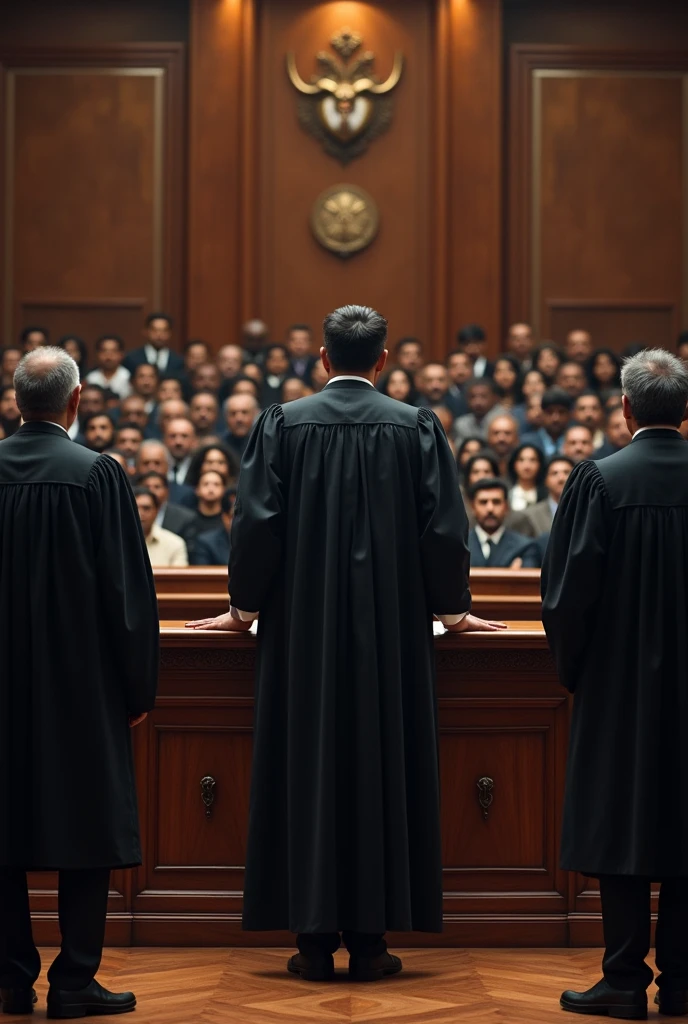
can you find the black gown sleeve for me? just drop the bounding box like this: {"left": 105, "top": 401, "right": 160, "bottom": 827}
{"left": 541, "top": 460, "right": 610, "bottom": 692}
{"left": 229, "top": 405, "right": 285, "bottom": 611}
{"left": 87, "top": 455, "right": 159, "bottom": 715}
{"left": 417, "top": 407, "right": 472, "bottom": 617}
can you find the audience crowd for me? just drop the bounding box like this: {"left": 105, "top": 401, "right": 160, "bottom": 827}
{"left": 2, "top": 315, "right": 685, "bottom": 569}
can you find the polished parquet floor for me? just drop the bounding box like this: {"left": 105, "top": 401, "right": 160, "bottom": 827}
{"left": 6, "top": 948, "right": 661, "bottom": 1023}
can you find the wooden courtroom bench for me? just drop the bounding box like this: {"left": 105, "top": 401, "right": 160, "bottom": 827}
{"left": 153, "top": 567, "right": 543, "bottom": 621}
{"left": 29, "top": 619, "right": 606, "bottom": 949}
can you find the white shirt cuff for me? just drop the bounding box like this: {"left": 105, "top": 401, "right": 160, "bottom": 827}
{"left": 436, "top": 612, "right": 468, "bottom": 626}
{"left": 231, "top": 606, "right": 259, "bottom": 622}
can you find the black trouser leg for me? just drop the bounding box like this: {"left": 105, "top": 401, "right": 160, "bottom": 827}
{"left": 599, "top": 875, "right": 654, "bottom": 991}
{"left": 46, "top": 869, "right": 110, "bottom": 991}
{"left": 296, "top": 933, "right": 341, "bottom": 957}
{"left": 0, "top": 868, "right": 41, "bottom": 988}
{"left": 342, "top": 932, "right": 387, "bottom": 958}
{"left": 655, "top": 878, "right": 688, "bottom": 991}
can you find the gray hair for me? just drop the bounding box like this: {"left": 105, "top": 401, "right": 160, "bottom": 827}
{"left": 14, "top": 347, "right": 80, "bottom": 417}
{"left": 621, "top": 348, "right": 688, "bottom": 427}
{"left": 136, "top": 439, "right": 171, "bottom": 471}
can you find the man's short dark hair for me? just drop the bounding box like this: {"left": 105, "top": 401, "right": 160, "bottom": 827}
{"left": 446, "top": 348, "right": 470, "bottom": 364}
{"left": 574, "top": 389, "right": 602, "bottom": 405}
{"left": 136, "top": 470, "right": 168, "bottom": 490}
{"left": 265, "top": 344, "right": 290, "bottom": 359}
{"left": 465, "top": 376, "right": 498, "bottom": 396}
{"left": 564, "top": 423, "right": 592, "bottom": 439}
{"left": 81, "top": 412, "right": 114, "bottom": 432}
{"left": 288, "top": 324, "right": 312, "bottom": 335}
{"left": 184, "top": 338, "right": 209, "bottom": 353}
{"left": 133, "top": 362, "right": 160, "bottom": 379}
{"left": 394, "top": 336, "right": 423, "bottom": 354}
{"left": 468, "top": 477, "right": 508, "bottom": 502}
{"left": 145, "top": 312, "right": 173, "bottom": 328}
{"left": 541, "top": 387, "right": 573, "bottom": 412}
{"left": 547, "top": 454, "right": 575, "bottom": 473}
{"left": 457, "top": 324, "right": 486, "bottom": 345}
{"left": 133, "top": 485, "right": 160, "bottom": 509}
{"left": 115, "top": 422, "right": 144, "bottom": 439}
{"left": 96, "top": 334, "right": 125, "bottom": 352}
{"left": 323, "top": 305, "right": 388, "bottom": 372}
{"left": 20, "top": 326, "right": 49, "bottom": 344}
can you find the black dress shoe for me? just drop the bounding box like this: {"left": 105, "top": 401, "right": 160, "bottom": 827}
{"left": 0, "top": 988, "right": 37, "bottom": 1015}
{"left": 287, "top": 952, "right": 335, "bottom": 982}
{"left": 349, "top": 952, "right": 403, "bottom": 983}
{"left": 655, "top": 990, "right": 688, "bottom": 1016}
{"left": 560, "top": 979, "right": 647, "bottom": 1019}
{"left": 46, "top": 980, "right": 136, "bottom": 1019}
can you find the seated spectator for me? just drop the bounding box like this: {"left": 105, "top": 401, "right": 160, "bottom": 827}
{"left": 131, "top": 362, "right": 160, "bottom": 413}
{"left": 521, "top": 386, "right": 572, "bottom": 457}
{"left": 191, "top": 362, "right": 222, "bottom": 395}
{"left": 505, "top": 322, "right": 534, "bottom": 369}
{"left": 588, "top": 347, "right": 622, "bottom": 392}
{"left": 378, "top": 367, "right": 417, "bottom": 404}
{"left": 186, "top": 442, "right": 240, "bottom": 489}
{"left": 677, "top": 331, "right": 688, "bottom": 364}
{"left": 508, "top": 443, "right": 547, "bottom": 511}
{"left": 190, "top": 390, "right": 221, "bottom": 439}
{"left": 394, "top": 336, "right": 424, "bottom": 374}
{"left": 0, "top": 386, "right": 21, "bottom": 437}
{"left": 522, "top": 455, "right": 574, "bottom": 537}
{"left": 286, "top": 324, "right": 317, "bottom": 384}
{"left": 243, "top": 362, "right": 264, "bottom": 386}
{"left": 603, "top": 388, "right": 623, "bottom": 413}
{"left": 136, "top": 470, "right": 199, "bottom": 557}
{"left": 454, "top": 378, "right": 505, "bottom": 445}
{"left": 445, "top": 349, "right": 472, "bottom": 417}
{"left": 461, "top": 450, "right": 500, "bottom": 498}
{"left": 58, "top": 335, "right": 89, "bottom": 378}
{"left": 223, "top": 393, "right": 260, "bottom": 458}
{"left": 561, "top": 423, "right": 594, "bottom": 463}
{"left": 134, "top": 486, "right": 188, "bottom": 566}
{"left": 217, "top": 344, "right": 245, "bottom": 381}
{"left": 310, "top": 360, "right": 329, "bottom": 392}
{"left": 492, "top": 355, "right": 523, "bottom": 410}
{"left": 564, "top": 328, "right": 593, "bottom": 366}
{"left": 573, "top": 391, "right": 605, "bottom": 449}
{"left": 183, "top": 339, "right": 211, "bottom": 377}
{"left": 163, "top": 416, "right": 198, "bottom": 485}
{"left": 486, "top": 413, "right": 520, "bottom": 476}
{"left": 194, "top": 469, "right": 226, "bottom": 533}
{"left": 532, "top": 342, "right": 563, "bottom": 384}
{"left": 103, "top": 448, "right": 130, "bottom": 474}
{"left": 157, "top": 376, "right": 184, "bottom": 403}
{"left": 229, "top": 375, "right": 262, "bottom": 402}
{"left": 80, "top": 412, "right": 115, "bottom": 453}
{"left": 468, "top": 479, "right": 539, "bottom": 568}
{"left": 456, "top": 323, "right": 491, "bottom": 378}
{"left": 192, "top": 488, "right": 237, "bottom": 566}
{"left": 118, "top": 395, "right": 151, "bottom": 436}
{"left": 1, "top": 345, "right": 22, "bottom": 386}
{"left": 123, "top": 312, "right": 184, "bottom": 375}
{"left": 241, "top": 317, "right": 270, "bottom": 359}
{"left": 136, "top": 439, "right": 170, "bottom": 477}
{"left": 262, "top": 345, "right": 291, "bottom": 405}
{"left": 593, "top": 405, "right": 632, "bottom": 458}
{"left": 282, "top": 377, "right": 310, "bottom": 403}
{"left": 69, "top": 383, "right": 108, "bottom": 441}
{"left": 20, "top": 326, "right": 49, "bottom": 353}
{"left": 555, "top": 360, "right": 588, "bottom": 399}
{"left": 417, "top": 363, "right": 459, "bottom": 415}
{"left": 114, "top": 422, "right": 144, "bottom": 471}
{"left": 86, "top": 335, "right": 131, "bottom": 399}
{"left": 153, "top": 397, "right": 191, "bottom": 439}
{"left": 431, "top": 405, "right": 456, "bottom": 454}
{"left": 512, "top": 368, "right": 547, "bottom": 431}
{"left": 456, "top": 435, "right": 484, "bottom": 471}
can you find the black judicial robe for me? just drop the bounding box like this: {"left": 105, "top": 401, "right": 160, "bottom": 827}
{"left": 542, "top": 429, "right": 688, "bottom": 877}
{"left": 0, "top": 422, "right": 159, "bottom": 870}
{"left": 229, "top": 380, "right": 471, "bottom": 933}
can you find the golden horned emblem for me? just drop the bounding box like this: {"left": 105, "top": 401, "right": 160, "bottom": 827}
{"left": 287, "top": 27, "right": 404, "bottom": 165}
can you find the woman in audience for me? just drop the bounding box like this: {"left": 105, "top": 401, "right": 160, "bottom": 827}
{"left": 377, "top": 367, "right": 417, "bottom": 404}
{"left": 194, "top": 470, "right": 227, "bottom": 533}
{"left": 507, "top": 443, "right": 547, "bottom": 511}
{"left": 512, "top": 368, "right": 547, "bottom": 431}
{"left": 492, "top": 355, "right": 523, "bottom": 410}
{"left": 460, "top": 451, "right": 501, "bottom": 505}
{"left": 58, "top": 335, "right": 89, "bottom": 378}
{"left": 157, "top": 376, "right": 184, "bottom": 403}
{"left": 186, "top": 442, "right": 240, "bottom": 492}
{"left": 588, "top": 348, "right": 622, "bottom": 391}
{"left": 455, "top": 435, "right": 484, "bottom": 472}
{"left": 532, "top": 342, "right": 564, "bottom": 384}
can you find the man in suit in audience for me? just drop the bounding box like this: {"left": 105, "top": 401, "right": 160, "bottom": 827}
{"left": 445, "top": 350, "right": 472, "bottom": 418}
{"left": 137, "top": 470, "right": 199, "bottom": 557}
{"left": 417, "top": 363, "right": 464, "bottom": 419}
{"left": 222, "top": 393, "right": 260, "bottom": 459}
{"left": 505, "top": 322, "right": 534, "bottom": 370}
{"left": 136, "top": 440, "right": 195, "bottom": 508}
{"left": 593, "top": 406, "right": 632, "bottom": 459}
{"left": 456, "top": 324, "right": 492, "bottom": 378}
{"left": 189, "top": 391, "right": 221, "bottom": 441}
{"left": 286, "top": 325, "right": 318, "bottom": 385}
{"left": 454, "top": 379, "right": 505, "bottom": 445}
{"left": 556, "top": 361, "right": 588, "bottom": 400}
{"left": 394, "top": 337, "right": 424, "bottom": 374}
{"left": 523, "top": 455, "right": 574, "bottom": 537}
{"left": 521, "top": 387, "right": 572, "bottom": 457}
{"left": 0, "top": 348, "right": 158, "bottom": 1018}
{"left": 191, "top": 488, "right": 236, "bottom": 565}
{"left": 486, "top": 414, "right": 520, "bottom": 477}
{"left": 573, "top": 392, "right": 606, "bottom": 450}
{"left": 561, "top": 424, "right": 594, "bottom": 464}
{"left": 468, "top": 479, "right": 539, "bottom": 568}
{"left": 134, "top": 486, "right": 189, "bottom": 566}
{"left": 564, "top": 328, "right": 593, "bottom": 367}
{"left": 163, "top": 416, "right": 197, "bottom": 486}
{"left": 123, "top": 313, "right": 185, "bottom": 376}
{"left": 543, "top": 349, "right": 688, "bottom": 1019}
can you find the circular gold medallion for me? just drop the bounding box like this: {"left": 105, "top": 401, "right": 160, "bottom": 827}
{"left": 310, "top": 183, "right": 379, "bottom": 257}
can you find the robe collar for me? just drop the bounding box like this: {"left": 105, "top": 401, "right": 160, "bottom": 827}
{"left": 631, "top": 427, "right": 683, "bottom": 443}
{"left": 16, "top": 421, "right": 71, "bottom": 440}
{"left": 325, "top": 377, "right": 376, "bottom": 391}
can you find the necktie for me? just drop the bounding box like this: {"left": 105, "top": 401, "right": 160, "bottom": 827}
{"left": 486, "top": 538, "right": 497, "bottom": 565}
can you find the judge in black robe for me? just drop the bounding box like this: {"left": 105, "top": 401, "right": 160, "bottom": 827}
{"left": 542, "top": 348, "right": 688, "bottom": 1017}
{"left": 0, "top": 348, "right": 158, "bottom": 1015}
{"left": 188, "top": 305, "right": 504, "bottom": 981}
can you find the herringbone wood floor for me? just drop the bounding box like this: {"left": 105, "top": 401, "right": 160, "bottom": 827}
{"left": 4, "top": 948, "right": 663, "bottom": 1023}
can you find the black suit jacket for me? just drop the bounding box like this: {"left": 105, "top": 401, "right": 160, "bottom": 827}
{"left": 468, "top": 527, "right": 540, "bottom": 568}
{"left": 192, "top": 525, "right": 230, "bottom": 566}
{"left": 289, "top": 355, "right": 318, "bottom": 384}
{"left": 161, "top": 502, "right": 199, "bottom": 558}
{"left": 122, "top": 346, "right": 185, "bottom": 375}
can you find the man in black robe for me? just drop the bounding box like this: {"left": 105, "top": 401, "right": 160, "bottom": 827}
{"left": 542, "top": 349, "right": 688, "bottom": 1020}
{"left": 188, "top": 305, "right": 504, "bottom": 981}
{"left": 0, "top": 348, "right": 158, "bottom": 1018}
